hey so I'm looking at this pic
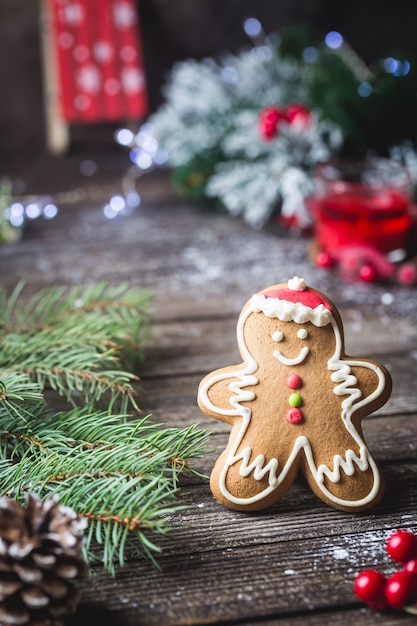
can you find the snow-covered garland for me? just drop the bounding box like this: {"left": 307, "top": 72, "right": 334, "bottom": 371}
{"left": 116, "top": 21, "right": 417, "bottom": 232}
{"left": 117, "top": 34, "right": 343, "bottom": 229}
{"left": 114, "top": 20, "right": 417, "bottom": 285}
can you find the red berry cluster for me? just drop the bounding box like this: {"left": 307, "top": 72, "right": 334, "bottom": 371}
{"left": 258, "top": 103, "right": 312, "bottom": 141}
{"left": 354, "top": 530, "right": 417, "bottom": 611}
{"left": 315, "top": 245, "right": 417, "bottom": 286}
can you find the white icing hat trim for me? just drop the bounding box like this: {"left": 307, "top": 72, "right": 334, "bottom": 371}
{"left": 250, "top": 294, "right": 333, "bottom": 327}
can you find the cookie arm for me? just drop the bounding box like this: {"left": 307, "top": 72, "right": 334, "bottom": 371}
{"left": 347, "top": 359, "right": 392, "bottom": 420}
{"left": 197, "top": 365, "right": 257, "bottom": 424}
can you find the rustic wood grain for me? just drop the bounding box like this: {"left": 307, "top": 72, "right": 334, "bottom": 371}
{"left": 2, "top": 162, "right": 417, "bottom": 625}
{"left": 71, "top": 465, "right": 417, "bottom": 625}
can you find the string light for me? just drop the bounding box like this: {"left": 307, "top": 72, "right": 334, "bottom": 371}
{"left": 0, "top": 159, "right": 148, "bottom": 238}
{"left": 114, "top": 128, "right": 135, "bottom": 146}
{"left": 125, "top": 190, "right": 141, "bottom": 207}
{"left": 324, "top": 30, "right": 373, "bottom": 82}
{"left": 115, "top": 123, "right": 167, "bottom": 172}
{"left": 325, "top": 31, "right": 344, "bottom": 50}
{"left": 243, "top": 17, "right": 262, "bottom": 38}
{"left": 43, "top": 203, "right": 59, "bottom": 219}
{"left": 383, "top": 57, "right": 411, "bottom": 76}
{"left": 358, "top": 82, "right": 373, "bottom": 97}
{"left": 79, "top": 159, "right": 98, "bottom": 176}
{"left": 25, "top": 203, "right": 42, "bottom": 219}
{"left": 303, "top": 46, "right": 319, "bottom": 63}
{"left": 0, "top": 187, "right": 61, "bottom": 241}
{"left": 8, "top": 203, "right": 25, "bottom": 228}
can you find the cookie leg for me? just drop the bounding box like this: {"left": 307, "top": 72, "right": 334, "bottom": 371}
{"left": 210, "top": 419, "right": 302, "bottom": 511}
{"left": 301, "top": 435, "right": 384, "bottom": 512}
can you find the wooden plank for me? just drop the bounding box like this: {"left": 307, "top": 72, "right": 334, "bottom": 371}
{"left": 149, "top": 310, "right": 417, "bottom": 358}
{"left": 239, "top": 611, "right": 414, "bottom": 626}
{"left": 69, "top": 604, "right": 413, "bottom": 626}
{"left": 71, "top": 464, "right": 417, "bottom": 626}
{"left": 2, "top": 195, "right": 417, "bottom": 331}
{"left": 142, "top": 320, "right": 415, "bottom": 379}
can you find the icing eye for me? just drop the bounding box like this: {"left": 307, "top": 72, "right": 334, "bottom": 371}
{"left": 272, "top": 330, "right": 284, "bottom": 342}
{"left": 297, "top": 328, "right": 308, "bottom": 339}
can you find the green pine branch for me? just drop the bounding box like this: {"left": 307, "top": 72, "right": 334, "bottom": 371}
{"left": 0, "top": 281, "right": 153, "bottom": 412}
{"left": 0, "top": 283, "right": 210, "bottom": 575}
{"left": 0, "top": 400, "right": 208, "bottom": 574}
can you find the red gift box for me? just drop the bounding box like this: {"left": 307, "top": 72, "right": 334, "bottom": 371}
{"left": 49, "top": 0, "right": 148, "bottom": 123}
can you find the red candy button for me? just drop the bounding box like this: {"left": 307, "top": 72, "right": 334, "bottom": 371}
{"left": 286, "top": 408, "right": 303, "bottom": 424}
{"left": 286, "top": 374, "right": 302, "bottom": 389}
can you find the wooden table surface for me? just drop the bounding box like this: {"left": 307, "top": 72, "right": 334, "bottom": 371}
{"left": 1, "top": 153, "right": 417, "bottom": 625}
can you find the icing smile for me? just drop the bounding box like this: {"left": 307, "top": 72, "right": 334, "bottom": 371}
{"left": 273, "top": 346, "right": 309, "bottom": 366}
{"left": 271, "top": 328, "right": 309, "bottom": 365}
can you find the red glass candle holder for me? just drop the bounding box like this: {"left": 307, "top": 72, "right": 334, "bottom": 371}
{"left": 308, "top": 157, "right": 413, "bottom": 255}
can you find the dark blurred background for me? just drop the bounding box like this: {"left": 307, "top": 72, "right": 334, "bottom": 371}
{"left": 0, "top": 0, "right": 415, "bottom": 163}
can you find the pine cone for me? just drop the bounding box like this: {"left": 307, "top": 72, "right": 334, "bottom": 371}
{"left": 0, "top": 493, "right": 88, "bottom": 626}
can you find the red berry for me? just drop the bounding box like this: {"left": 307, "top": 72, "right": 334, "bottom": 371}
{"left": 405, "top": 559, "right": 417, "bottom": 575}
{"left": 258, "top": 106, "right": 283, "bottom": 140}
{"left": 386, "top": 530, "right": 417, "bottom": 563}
{"left": 359, "top": 263, "right": 377, "bottom": 283}
{"left": 354, "top": 569, "right": 387, "bottom": 609}
{"left": 385, "top": 570, "right": 417, "bottom": 608}
{"left": 397, "top": 262, "right": 417, "bottom": 286}
{"left": 284, "top": 103, "right": 312, "bottom": 128}
{"left": 316, "top": 250, "right": 336, "bottom": 269}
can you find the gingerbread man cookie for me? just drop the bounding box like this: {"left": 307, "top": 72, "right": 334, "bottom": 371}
{"left": 198, "top": 277, "right": 392, "bottom": 512}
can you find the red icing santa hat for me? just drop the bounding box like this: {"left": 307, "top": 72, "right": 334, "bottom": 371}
{"left": 250, "top": 277, "right": 333, "bottom": 327}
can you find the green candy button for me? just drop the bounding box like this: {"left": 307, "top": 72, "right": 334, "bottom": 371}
{"left": 288, "top": 393, "right": 302, "bottom": 408}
